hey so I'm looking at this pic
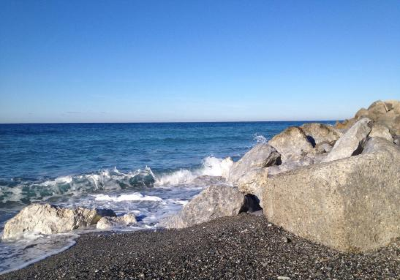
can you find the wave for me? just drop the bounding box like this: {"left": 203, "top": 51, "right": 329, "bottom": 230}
{"left": 0, "top": 156, "right": 233, "bottom": 207}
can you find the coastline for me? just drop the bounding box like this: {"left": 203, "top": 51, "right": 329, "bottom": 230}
{"left": 2, "top": 213, "right": 399, "bottom": 279}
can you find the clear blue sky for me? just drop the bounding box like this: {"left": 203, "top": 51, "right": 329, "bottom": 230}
{"left": 0, "top": 0, "right": 399, "bottom": 123}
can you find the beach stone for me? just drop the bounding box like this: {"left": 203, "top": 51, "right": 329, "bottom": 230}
{"left": 96, "top": 214, "right": 137, "bottom": 230}
{"left": 161, "top": 185, "right": 254, "bottom": 229}
{"left": 2, "top": 204, "right": 116, "bottom": 240}
{"left": 260, "top": 139, "right": 400, "bottom": 252}
{"left": 228, "top": 144, "right": 281, "bottom": 184}
{"left": 369, "top": 124, "right": 393, "bottom": 142}
{"left": 235, "top": 168, "right": 269, "bottom": 197}
{"left": 315, "top": 142, "right": 333, "bottom": 154}
{"left": 322, "top": 118, "right": 372, "bottom": 162}
{"left": 268, "top": 127, "right": 313, "bottom": 161}
{"left": 300, "top": 123, "right": 342, "bottom": 146}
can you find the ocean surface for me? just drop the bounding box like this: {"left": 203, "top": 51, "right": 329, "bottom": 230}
{"left": 0, "top": 121, "right": 334, "bottom": 274}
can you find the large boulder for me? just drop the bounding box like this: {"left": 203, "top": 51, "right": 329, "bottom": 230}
{"left": 323, "top": 118, "right": 372, "bottom": 162}
{"left": 161, "top": 185, "right": 257, "bottom": 229}
{"left": 2, "top": 204, "right": 116, "bottom": 240}
{"left": 300, "top": 123, "right": 342, "bottom": 146}
{"left": 369, "top": 124, "right": 393, "bottom": 142}
{"left": 268, "top": 127, "right": 313, "bottom": 161}
{"left": 260, "top": 139, "right": 400, "bottom": 252}
{"left": 96, "top": 214, "right": 137, "bottom": 230}
{"left": 228, "top": 144, "right": 280, "bottom": 184}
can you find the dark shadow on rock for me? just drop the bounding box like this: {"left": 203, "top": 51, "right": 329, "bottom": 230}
{"left": 240, "top": 194, "right": 262, "bottom": 213}
{"left": 306, "top": 136, "right": 316, "bottom": 147}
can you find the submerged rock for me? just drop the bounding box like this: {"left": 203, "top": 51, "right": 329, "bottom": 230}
{"left": 261, "top": 139, "right": 400, "bottom": 252}
{"left": 268, "top": 127, "right": 313, "bottom": 161}
{"left": 161, "top": 185, "right": 257, "bottom": 229}
{"left": 96, "top": 214, "right": 137, "bottom": 230}
{"left": 2, "top": 204, "right": 116, "bottom": 240}
{"left": 228, "top": 144, "right": 280, "bottom": 184}
{"left": 322, "top": 118, "right": 372, "bottom": 162}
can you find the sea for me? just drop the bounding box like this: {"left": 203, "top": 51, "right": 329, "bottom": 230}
{"left": 0, "top": 121, "right": 334, "bottom": 274}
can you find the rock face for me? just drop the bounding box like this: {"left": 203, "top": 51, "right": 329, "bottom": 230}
{"left": 96, "top": 214, "right": 137, "bottom": 230}
{"left": 268, "top": 127, "right": 313, "bottom": 161}
{"left": 260, "top": 139, "right": 400, "bottom": 252}
{"left": 162, "top": 185, "right": 256, "bottom": 229}
{"left": 228, "top": 144, "right": 280, "bottom": 184}
{"left": 336, "top": 100, "right": 400, "bottom": 135}
{"left": 323, "top": 118, "right": 372, "bottom": 162}
{"left": 2, "top": 204, "right": 116, "bottom": 240}
{"left": 369, "top": 124, "right": 393, "bottom": 142}
{"left": 300, "top": 123, "right": 342, "bottom": 146}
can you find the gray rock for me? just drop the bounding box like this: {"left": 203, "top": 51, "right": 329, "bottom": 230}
{"left": 268, "top": 127, "right": 313, "bottom": 161}
{"left": 228, "top": 144, "right": 280, "bottom": 184}
{"left": 260, "top": 140, "right": 400, "bottom": 252}
{"left": 323, "top": 118, "right": 372, "bottom": 162}
{"left": 161, "top": 185, "right": 253, "bottom": 229}
{"left": 235, "top": 168, "right": 269, "bottom": 197}
{"left": 315, "top": 142, "right": 333, "bottom": 154}
{"left": 2, "top": 204, "right": 116, "bottom": 240}
{"left": 300, "top": 123, "right": 342, "bottom": 146}
{"left": 369, "top": 124, "right": 393, "bottom": 142}
{"left": 96, "top": 214, "right": 137, "bottom": 230}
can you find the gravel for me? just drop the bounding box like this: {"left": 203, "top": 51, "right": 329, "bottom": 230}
{"left": 2, "top": 214, "right": 399, "bottom": 279}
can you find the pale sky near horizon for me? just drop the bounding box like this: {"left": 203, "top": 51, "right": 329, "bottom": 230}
{"left": 0, "top": 0, "right": 399, "bottom": 123}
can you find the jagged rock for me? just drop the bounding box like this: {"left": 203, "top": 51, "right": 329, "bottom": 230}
{"left": 268, "top": 127, "right": 313, "bottom": 161}
{"left": 315, "top": 142, "right": 333, "bottom": 154}
{"left": 96, "top": 214, "right": 137, "bottom": 230}
{"left": 228, "top": 144, "right": 280, "bottom": 184}
{"left": 235, "top": 168, "right": 269, "bottom": 197}
{"left": 2, "top": 204, "right": 116, "bottom": 240}
{"left": 300, "top": 123, "right": 342, "bottom": 146}
{"left": 261, "top": 139, "right": 400, "bottom": 252}
{"left": 323, "top": 118, "right": 372, "bottom": 162}
{"left": 369, "top": 124, "right": 393, "bottom": 142}
{"left": 161, "top": 185, "right": 255, "bottom": 229}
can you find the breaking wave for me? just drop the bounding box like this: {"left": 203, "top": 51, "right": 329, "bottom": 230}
{"left": 0, "top": 156, "right": 233, "bottom": 207}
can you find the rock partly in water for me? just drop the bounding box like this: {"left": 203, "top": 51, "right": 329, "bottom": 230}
{"left": 369, "top": 123, "right": 394, "bottom": 142}
{"left": 228, "top": 144, "right": 280, "bottom": 184}
{"left": 2, "top": 204, "right": 116, "bottom": 240}
{"left": 260, "top": 139, "right": 400, "bottom": 252}
{"left": 300, "top": 123, "right": 342, "bottom": 147}
{"left": 161, "top": 185, "right": 258, "bottom": 229}
{"left": 96, "top": 214, "right": 137, "bottom": 230}
{"left": 322, "top": 118, "right": 372, "bottom": 162}
{"left": 268, "top": 127, "right": 314, "bottom": 161}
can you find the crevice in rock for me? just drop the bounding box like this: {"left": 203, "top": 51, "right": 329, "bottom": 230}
{"left": 306, "top": 135, "right": 316, "bottom": 147}
{"left": 351, "top": 142, "right": 364, "bottom": 156}
{"left": 240, "top": 194, "right": 262, "bottom": 213}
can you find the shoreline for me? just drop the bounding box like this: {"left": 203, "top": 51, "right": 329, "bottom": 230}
{"left": 2, "top": 214, "right": 399, "bottom": 279}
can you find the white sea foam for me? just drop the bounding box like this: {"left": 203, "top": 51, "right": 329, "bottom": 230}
{"left": 93, "top": 193, "right": 163, "bottom": 202}
{"left": 253, "top": 133, "right": 268, "bottom": 143}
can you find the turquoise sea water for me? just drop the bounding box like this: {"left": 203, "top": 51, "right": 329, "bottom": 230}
{"left": 0, "top": 121, "right": 334, "bottom": 273}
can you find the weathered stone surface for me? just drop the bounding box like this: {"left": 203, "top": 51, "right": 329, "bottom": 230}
{"left": 161, "top": 185, "right": 253, "bottom": 229}
{"left": 236, "top": 168, "right": 269, "bottom": 197}
{"left": 268, "top": 127, "right": 313, "bottom": 161}
{"left": 315, "top": 142, "right": 333, "bottom": 154}
{"left": 369, "top": 124, "right": 394, "bottom": 142}
{"left": 96, "top": 214, "right": 137, "bottom": 230}
{"left": 2, "top": 204, "right": 116, "bottom": 240}
{"left": 300, "top": 123, "right": 342, "bottom": 146}
{"left": 323, "top": 118, "right": 372, "bottom": 162}
{"left": 228, "top": 144, "right": 280, "bottom": 184}
{"left": 260, "top": 141, "right": 400, "bottom": 252}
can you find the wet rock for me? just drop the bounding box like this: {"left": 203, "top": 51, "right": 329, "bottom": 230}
{"left": 96, "top": 214, "right": 137, "bottom": 230}
{"left": 323, "top": 118, "right": 372, "bottom": 162}
{"left": 261, "top": 139, "right": 400, "bottom": 252}
{"left": 2, "top": 204, "right": 116, "bottom": 240}
{"left": 228, "top": 144, "right": 280, "bottom": 184}
{"left": 268, "top": 127, "right": 313, "bottom": 161}
{"left": 161, "top": 185, "right": 255, "bottom": 229}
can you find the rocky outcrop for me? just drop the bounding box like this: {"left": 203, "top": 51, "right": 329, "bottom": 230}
{"left": 369, "top": 124, "right": 393, "bottom": 142}
{"left": 260, "top": 139, "right": 400, "bottom": 252}
{"left": 336, "top": 100, "right": 400, "bottom": 135}
{"left": 161, "top": 185, "right": 258, "bottom": 229}
{"left": 322, "top": 118, "right": 372, "bottom": 162}
{"left": 228, "top": 144, "right": 280, "bottom": 184}
{"left": 2, "top": 204, "right": 116, "bottom": 240}
{"left": 268, "top": 127, "right": 314, "bottom": 161}
{"left": 300, "top": 123, "right": 342, "bottom": 146}
{"left": 96, "top": 214, "right": 137, "bottom": 230}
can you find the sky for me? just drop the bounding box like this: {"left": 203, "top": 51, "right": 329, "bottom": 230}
{"left": 0, "top": 0, "right": 399, "bottom": 123}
